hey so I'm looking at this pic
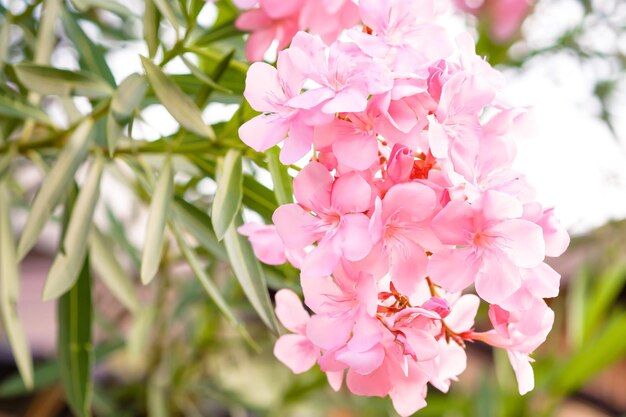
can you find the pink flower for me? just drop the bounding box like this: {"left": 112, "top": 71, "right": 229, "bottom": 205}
{"left": 236, "top": 7, "right": 301, "bottom": 62}
{"left": 472, "top": 300, "right": 554, "bottom": 394}
{"left": 428, "top": 190, "right": 546, "bottom": 303}
{"left": 361, "top": 182, "right": 439, "bottom": 294}
{"left": 273, "top": 162, "right": 374, "bottom": 277}
{"left": 273, "top": 289, "right": 319, "bottom": 373}
{"left": 238, "top": 53, "right": 317, "bottom": 164}
{"left": 237, "top": 222, "right": 304, "bottom": 267}
{"left": 287, "top": 32, "right": 394, "bottom": 114}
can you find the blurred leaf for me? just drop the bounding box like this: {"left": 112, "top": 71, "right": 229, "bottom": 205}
{"left": 58, "top": 257, "right": 94, "bottom": 417}
{"left": 17, "top": 119, "right": 94, "bottom": 259}
{"left": 61, "top": 10, "right": 116, "bottom": 87}
{"left": 266, "top": 147, "right": 292, "bottom": 206}
{"left": 566, "top": 267, "right": 589, "bottom": 350}
{"left": 147, "top": 373, "right": 169, "bottom": 417}
{"left": 34, "top": 0, "right": 62, "bottom": 65}
{"left": 172, "top": 198, "right": 228, "bottom": 261}
{"left": 0, "top": 94, "right": 54, "bottom": 125}
{"left": 13, "top": 64, "right": 113, "bottom": 98}
{"left": 89, "top": 227, "right": 141, "bottom": 313}
{"left": 212, "top": 149, "right": 243, "bottom": 240}
{"left": 43, "top": 153, "right": 104, "bottom": 301}
{"left": 141, "top": 56, "right": 215, "bottom": 139}
{"left": 194, "top": 49, "right": 236, "bottom": 107}
{"left": 69, "top": 0, "right": 135, "bottom": 18}
{"left": 107, "top": 74, "right": 148, "bottom": 155}
{"left": 0, "top": 340, "right": 122, "bottom": 398}
{"left": 223, "top": 214, "right": 279, "bottom": 334}
{"left": 583, "top": 264, "right": 626, "bottom": 341}
{"left": 193, "top": 19, "right": 241, "bottom": 46}
{"left": 141, "top": 156, "right": 173, "bottom": 284}
{"left": 172, "top": 224, "right": 256, "bottom": 347}
{"left": 550, "top": 311, "right": 626, "bottom": 396}
{"left": 181, "top": 55, "right": 232, "bottom": 94}
{"left": 0, "top": 183, "right": 34, "bottom": 389}
{"left": 144, "top": 0, "right": 160, "bottom": 58}
{"left": 153, "top": 0, "right": 181, "bottom": 34}
{"left": 0, "top": 20, "right": 9, "bottom": 72}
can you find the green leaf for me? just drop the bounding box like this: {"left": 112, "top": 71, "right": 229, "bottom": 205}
{"left": 0, "top": 94, "right": 54, "bottom": 125}
{"left": 141, "top": 156, "right": 174, "bottom": 284}
{"left": 549, "top": 311, "right": 626, "bottom": 396}
{"left": 61, "top": 10, "right": 116, "bottom": 87}
{"left": 89, "top": 227, "right": 140, "bottom": 313}
{"left": 153, "top": 0, "right": 180, "bottom": 34}
{"left": 17, "top": 119, "right": 94, "bottom": 259}
{"left": 0, "top": 20, "right": 11, "bottom": 72}
{"left": 144, "top": 0, "right": 160, "bottom": 58}
{"left": 212, "top": 149, "right": 243, "bottom": 240}
{"left": 171, "top": 198, "right": 227, "bottom": 261}
{"left": 107, "top": 74, "right": 148, "bottom": 155}
{"left": 43, "top": 154, "right": 104, "bottom": 301}
{"left": 13, "top": 64, "right": 113, "bottom": 98}
{"left": 223, "top": 214, "right": 279, "bottom": 334}
{"left": 583, "top": 264, "right": 626, "bottom": 341}
{"left": 0, "top": 340, "right": 121, "bottom": 398}
{"left": 34, "top": 0, "right": 62, "bottom": 65}
{"left": 0, "top": 183, "right": 34, "bottom": 389}
{"left": 58, "top": 257, "right": 94, "bottom": 417}
{"left": 266, "top": 147, "right": 293, "bottom": 206}
{"left": 180, "top": 55, "right": 232, "bottom": 94}
{"left": 140, "top": 56, "right": 215, "bottom": 139}
{"left": 566, "top": 267, "right": 588, "bottom": 350}
{"left": 69, "top": 0, "right": 135, "bottom": 18}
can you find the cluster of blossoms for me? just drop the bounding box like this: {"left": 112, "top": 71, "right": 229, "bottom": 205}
{"left": 233, "top": 0, "right": 359, "bottom": 61}
{"left": 236, "top": 0, "right": 568, "bottom": 414}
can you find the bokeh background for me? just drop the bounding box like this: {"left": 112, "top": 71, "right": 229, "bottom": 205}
{"left": 0, "top": 0, "right": 625, "bottom": 416}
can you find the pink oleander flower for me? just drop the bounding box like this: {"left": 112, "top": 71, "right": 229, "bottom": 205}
{"left": 272, "top": 162, "right": 373, "bottom": 277}
{"left": 235, "top": 0, "right": 568, "bottom": 412}
{"left": 235, "top": 0, "right": 359, "bottom": 62}
{"left": 428, "top": 190, "right": 546, "bottom": 304}
{"left": 453, "top": 0, "right": 534, "bottom": 43}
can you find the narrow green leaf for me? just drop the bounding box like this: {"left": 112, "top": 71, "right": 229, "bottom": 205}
{"left": 34, "top": 0, "right": 62, "bottom": 65}
{"left": 61, "top": 10, "right": 116, "bottom": 87}
{"left": 172, "top": 224, "right": 252, "bottom": 339}
{"left": 171, "top": 198, "right": 227, "bottom": 261}
{"left": 153, "top": 0, "right": 180, "bottom": 34}
{"left": 0, "top": 94, "right": 53, "bottom": 125}
{"left": 69, "top": 0, "right": 135, "bottom": 18}
{"left": 0, "top": 183, "right": 34, "bottom": 389}
{"left": 14, "top": 64, "right": 113, "bottom": 98}
{"left": 0, "top": 20, "right": 10, "bottom": 72}
{"left": 58, "top": 257, "right": 94, "bottom": 417}
{"left": 212, "top": 150, "right": 243, "bottom": 240}
{"left": 223, "top": 215, "right": 279, "bottom": 334}
{"left": 147, "top": 373, "right": 169, "bottom": 417}
{"left": 566, "top": 267, "right": 588, "bottom": 350}
{"left": 550, "top": 311, "right": 626, "bottom": 396}
{"left": 106, "top": 74, "right": 148, "bottom": 155}
{"left": 141, "top": 157, "right": 173, "bottom": 284}
{"left": 144, "top": 0, "right": 160, "bottom": 58}
{"left": 89, "top": 227, "right": 140, "bottom": 313}
{"left": 582, "top": 264, "right": 626, "bottom": 341}
{"left": 17, "top": 119, "right": 94, "bottom": 259}
{"left": 180, "top": 55, "right": 232, "bottom": 94}
{"left": 140, "top": 56, "right": 215, "bottom": 139}
{"left": 266, "top": 147, "right": 293, "bottom": 206}
{"left": 43, "top": 153, "right": 104, "bottom": 301}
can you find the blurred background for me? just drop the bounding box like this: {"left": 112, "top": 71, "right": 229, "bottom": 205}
{"left": 0, "top": 0, "right": 625, "bottom": 416}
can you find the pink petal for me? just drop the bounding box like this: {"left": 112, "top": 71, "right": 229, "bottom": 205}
{"left": 280, "top": 118, "right": 314, "bottom": 164}
{"left": 301, "top": 238, "right": 342, "bottom": 278}
{"left": 260, "top": 0, "right": 304, "bottom": 19}
{"left": 238, "top": 114, "right": 289, "bottom": 153}
{"left": 293, "top": 161, "right": 332, "bottom": 211}
{"left": 403, "top": 327, "right": 440, "bottom": 361}
{"left": 507, "top": 350, "right": 535, "bottom": 395}
{"left": 490, "top": 219, "right": 545, "bottom": 268}
{"left": 272, "top": 203, "right": 320, "bottom": 249}
{"left": 322, "top": 88, "right": 369, "bottom": 114}
{"left": 338, "top": 213, "right": 373, "bottom": 261}
{"left": 331, "top": 173, "right": 372, "bottom": 214}
{"left": 482, "top": 190, "right": 523, "bottom": 220}
{"left": 428, "top": 247, "right": 480, "bottom": 293}
{"left": 336, "top": 344, "right": 385, "bottom": 375}
{"left": 243, "top": 62, "right": 284, "bottom": 112}
{"left": 332, "top": 131, "right": 379, "bottom": 171}
{"left": 391, "top": 246, "right": 428, "bottom": 295}
{"left": 238, "top": 223, "right": 287, "bottom": 265}
{"left": 389, "top": 364, "right": 429, "bottom": 417}
{"left": 273, "top": 334, "right": 319, "bottom": 374}
{"left": 382, "top": 182, "right": 437, "bottom": 223}
{"left": 346, "top": 366, "right": 391, "bottom": 397}
{"left": 306, "top": 314, "right": 352, "bottom": 350}
{"left": 445, "top": 294, "right": 480, "bottom": 333}
{"left": 245, "top": 28, "right": 276, "bottom": 62}
{"left": 430, "top": 200, "right": 474, "bottom": 245}
{"left": 274, "top": 289, "right": 310, "bottom": 333}
{"left": 326, "top": 371, "right": 344, "bottom": 391}
{"left": 475, "top": 256, "right": 522, "bottom": 304}
{"left": 347, "top": 315, "right": 383, "bottom": 353}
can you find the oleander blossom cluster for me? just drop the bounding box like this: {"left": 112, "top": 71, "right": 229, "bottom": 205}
{"left": 236, "top": 1, "right": 569, "bottom": 415}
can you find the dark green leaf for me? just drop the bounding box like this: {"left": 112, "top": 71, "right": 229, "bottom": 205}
{"left": 58, "top": 257, "right": 94, "bottom": 417}
{"left": 0, "top": 94, "right": 53, "bottom": 125}
{"left": 107, "top": 74, "right": 148, "bottom": 155}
